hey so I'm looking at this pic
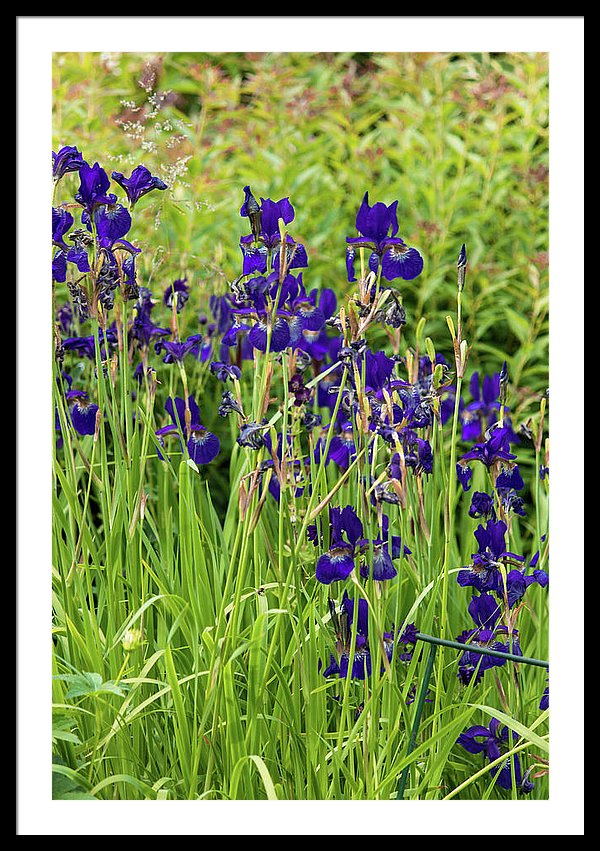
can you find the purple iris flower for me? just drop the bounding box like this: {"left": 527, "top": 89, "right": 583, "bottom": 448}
{"left": 457, "top": 519, "right": 524, "bottom": 594}
{"left": 504, "top": 563, "right": 549, "bottom": 607}
{"left": 456, "top": 462, "right": 473, "bottom": 492}
{"left": 83, "top": 203, "right": 140, "bottom": 255}
{"left": 540, "top": 679, "right": 549, "bottom": 711}
{"left": 65, "top": 237, "right": 92, "bottom": 274}
{"left": 228, "top": 271, "right": 325, "bottom": 354}
{"left": 468, "top": 591, "right": 502, "bottom": 630}
{"left": 314, "top": 365, "right": 344, "bottom": 413}
{"left": 288, "top": 372, "right": 312, "bottom": 407}
{"left": 163, "top": 394, "right": 196, "bottom": 429}
{"left": 355, "top": 511, "right": 411, "bottom": 580}
{"left": 495, "top": 464, "right": 524, "bottom": 491}
{"left": 186, "top": 424, "right": 221, "bottom": 465}
{"left": 322, "top": 594, "right": 370, "bottom": 679}
{"left": 52, "top": 207, "right": 91, "bottom": 280}
{"left": 272, "top": 238, "right": 309, "bottom": 275}
{"left": 279, "top": 274, "right": 326, "bottom": 342}
{"left": 154, "top": 334, "right": 203, "bottom": 364}
{"left": 299, "top": 323, "right": 340, "bottom": 368}
{"left": 388, "top": 430, "right": 433, "bottom": 478}
{"left": 456, "top": 593, "right": 522, "bottom": 685}
{"left": 326, "top": 422, "right": 357, "bottom": 471}
{"left": 52, "top": 250, "right": 68, "bottom": 283}
{"left": 222, "top": 320, "right": 252, "bottom": 349}
{"left": 461, "top": 371, "right": 501, "bottom": 441}
{"left": 52, "top": 145, "right": 86, "bottom": 181}
{"left": 358, "top": 349, "right": 397, "bottom": 394}
{"left": 239, "top": 190, "right": 308, "bottom": 274}
{"left": 346, "top": 191, "right": 423, "bottom": 283}
{"left": 497, "top": 489, "right": 527, "bottom": 518}
{"left": 74, "top": 162, "right": 117, "bottom": 214}
{"left": 209, "top": 294, "right": 234, "bottom": 335}
{"left": 128, "top": 289, "right": 169, "bottom": 349}
{"left": 56, "top": 302, "right": 73, "bottom": 334}
{"left": 409, "top": 433, "right": 434, "bottom": 474}
{"left": 163, "top": 278, "right": 190, "bottom": 313}
{"left": 379, "top": 514, "right": 411, "bottom": 560}
{"left": 52, "top": 207, "right": 74, "bottom": 248}
{"left": 461, "top": 424, "right": 517, "bottom": 468}
{"left": 66, "top": 390, "right": 99, "bottom": 436}
{"left": 246, "top": 194, "right": 294, "bottom": 249}
{"left": 322, "top": 591, "right": 406, "bottom": 679}
{"left": 130, "top": 309, "right": 170, "bottom": 350}
{"left": 315, "top": 505, "right": 363, "bottom": 584}
{"left": 469, "top": 491, "right": 495, "bottom": 519}
{"left": 248, "top": 316, "right": 291, "bottom": 353}
{"left": 360, "top": 540, "right": 397, "bottom": 581}
{"left": 111, "top": 165, "right": 167, "bottom": 208}
{"left": 457, "top": 718, "right": 534, "bottom": 793}
{"left": 209, "top": 361, "right": 242, "bottom": 382}
{"left": 155, "top": 395, "right": 220, "bottom": 465}
{"left": 461, "top": 371, "right": 520, "bottom": 444}
{"left": 240, "top": 244, "right": 269, "bottom": 276}
{"left": 61, "top": 327, "right": 118, "bottom": 360}
{"left": 396, "top": 622, "right": 419, "bottom": 662}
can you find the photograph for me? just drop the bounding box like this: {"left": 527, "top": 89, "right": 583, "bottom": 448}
{"left": 16, "top": 16, "right": 585, "bottom": 835}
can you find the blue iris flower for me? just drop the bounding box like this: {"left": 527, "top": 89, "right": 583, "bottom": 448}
{"left": 457, "top": 519, "right": 525, "bottom": 594}
{"left": 457, "top": 718, "right": 534, "bottom": 793}
{"left": 155, "top": 395, "right": 220, "bottom": 465}
{"left": 111, "top": 165, "right": 167, "bottom": 208}
{"left": 314, "top": 505, "right": 364, "bottom": 585}
{"left": 345, "top": 191, "right": 423, "bottom": 283}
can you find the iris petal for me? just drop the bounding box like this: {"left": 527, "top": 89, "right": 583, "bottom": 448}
{"left": 188, "top": 428, "right": 220, "bottom": 465}
{"left": 315, "top": 547, "right": 355, "bottom": 584}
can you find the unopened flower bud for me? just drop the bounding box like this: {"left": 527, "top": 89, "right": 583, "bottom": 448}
{"left": 446, "top": 315, "right": 456, "bottom": 341}
{"left": 121, "top": 626, "right": 143, "bottom": 652}
{"left": 432, "top": 362, "right": 444, "bottom": 390}
{"left": 241, "top": 185, "right": 262, "bottom": 242}
{"left": 425, "top": 336, "right": 436, "bottom": 365}
{"left": 499, "top": 360, "right": 509, "bottom": 407}
{"left": 415, "top": 316, "right": 427, "bottom": 348}
{"left": 457, "top": 243, "right": 467, "bottom": 292}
